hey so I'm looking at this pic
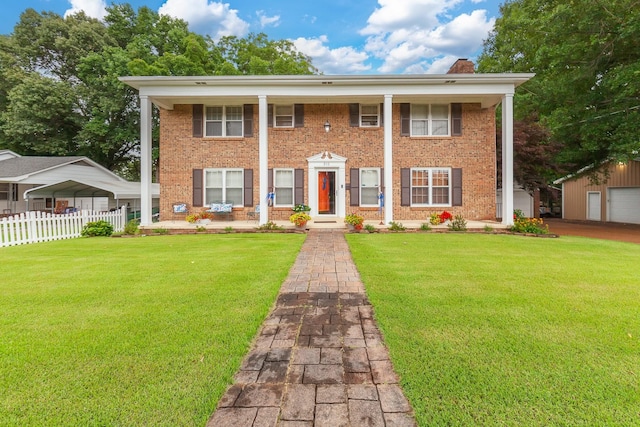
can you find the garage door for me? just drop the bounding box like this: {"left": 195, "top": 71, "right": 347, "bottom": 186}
{"left": 609, "top": 187, "right": 640, "bottom": 224}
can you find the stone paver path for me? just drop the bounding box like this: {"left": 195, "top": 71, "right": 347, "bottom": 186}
{"left": 206, "top": 229, "right": 417, "bottom": 427}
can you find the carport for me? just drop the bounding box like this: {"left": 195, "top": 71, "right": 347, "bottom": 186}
{"left": 24, "top": 179, "right": 160, "bottom": 216}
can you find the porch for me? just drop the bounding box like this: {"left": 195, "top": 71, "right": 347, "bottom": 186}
{"left": 140, "top": 217, "right": 508, "bottom": 233}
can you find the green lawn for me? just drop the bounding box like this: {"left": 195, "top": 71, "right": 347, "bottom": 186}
{"left": 346, "top": 233, "right": 640, "bottom": 426}
{"left": 0, "top": 234, "right": 304, "bottom": 426}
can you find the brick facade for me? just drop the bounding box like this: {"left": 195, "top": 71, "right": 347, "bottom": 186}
{"left": 159, "top": 102, "right": 496, "bottom": 222}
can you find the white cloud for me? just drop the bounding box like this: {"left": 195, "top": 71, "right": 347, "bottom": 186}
{"left": 64, "top": 0, "right": 107, "bottom": 20}
{"left": 359, "top": 0, "right": 494, "bottom": 73}
{"left": 159, "top": 0, "right": 249, "bottom": 40}
{"left": 292, "top": 36, "right": 371, "bottom": 74}
{"left": 257, "top": 11, "right": 280, "bottom": 28}
{"left": 361, "top": 0, "right": 460, "bottom": 35}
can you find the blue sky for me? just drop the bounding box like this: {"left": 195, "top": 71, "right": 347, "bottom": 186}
{"left": 0, "top": 0, "right": 503, "bottom": 74}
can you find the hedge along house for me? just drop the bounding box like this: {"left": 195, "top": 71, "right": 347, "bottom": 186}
{"left": 120, "top": 60, "right": 533, "bottom": 226}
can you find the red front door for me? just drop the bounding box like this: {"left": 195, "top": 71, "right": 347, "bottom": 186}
{"left": 317, "top": 171, "right": 335, "bottom": 214}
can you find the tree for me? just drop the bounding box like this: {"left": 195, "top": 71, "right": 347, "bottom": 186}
{"left": 478, "top": 0, "right": 640, "bottom": 175}
{"left": 496, "top": 116, "right": 563, "bottom": 209}
{"left": 0, "top": 4, "right": 317, "bottom": 178}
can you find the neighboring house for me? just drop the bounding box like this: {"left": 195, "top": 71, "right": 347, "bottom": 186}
{"left": 120, "top": 59, "right": 533, "bottom": 226}
{"left": 554, "top": 159, "right": 640, "bottom": 224}
{"left": 0, "top": 150, "right": 159, "bottom": 215}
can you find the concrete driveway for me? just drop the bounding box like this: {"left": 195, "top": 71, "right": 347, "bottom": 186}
{"left": 545, "top": 218, "right": 640, "bottom": 244}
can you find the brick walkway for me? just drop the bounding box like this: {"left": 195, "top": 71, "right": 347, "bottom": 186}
{"left": 206, "top": 229, "right": 417, "bottom": 427}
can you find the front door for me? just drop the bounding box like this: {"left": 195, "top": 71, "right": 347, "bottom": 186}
{"left": 317, "top": 171, "right": 336, "bottom": 215}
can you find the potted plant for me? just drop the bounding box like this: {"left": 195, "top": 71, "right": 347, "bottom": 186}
{"left": 292, "top": 204, "right": 311, "bottom": 213}
{"left": 290, "top": 211, "right": 312, "bottom": 228}
{"left": 344, "top": 212, "right": 364, "bottom": 230}
{"left": 186, "top": 211, "right": 215, "bottom": 224}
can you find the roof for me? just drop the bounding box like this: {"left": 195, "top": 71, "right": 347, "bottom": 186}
{"left": 23, "top": 179, "right": 160, "bottom": 200}
{"left": 0, "top": 155, "right": 125, "bottom": 182}
{"left": 553, "top": 158, "right": 640, "bottom": 185}
{"left": 120, "top": 73, "right": 535, "bottom": 110}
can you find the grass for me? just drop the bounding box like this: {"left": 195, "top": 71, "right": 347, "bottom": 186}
{"left": 0, "top": 234, "right": 304, "bottom": 426}
{"left": 346, "top": 233, "right": 640, "bottom": 426}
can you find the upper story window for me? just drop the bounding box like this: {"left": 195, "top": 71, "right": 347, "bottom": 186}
{"left": 205, "top": 168, "right": 244, "bottom": 206}
{"left": 360, "top": 105, "right": 380, "bottom": 127}
{"left": 205, "top": 106, "right": 243, "bottom": 137}
{"left": 411, "top": 167, "right": 451, "bottom": 206}
{"left": 411, "top": 104, "right": 450, "bottom": 136}
{"left": 360, "top": 168, "right": 380, "bottom": 206}
{"left": 274, "top": 105, "right": 294, "bottom": 128}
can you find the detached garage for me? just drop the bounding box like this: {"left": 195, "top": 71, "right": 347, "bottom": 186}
{"left": 555, "top": 159, "right": 640, "bottom": 225}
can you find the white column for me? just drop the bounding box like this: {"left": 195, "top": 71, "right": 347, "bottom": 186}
{"left": 139, "top": 95, "right": 153, "bottom": 226}
{"left": 258, "top": 95, "right": 269, "bottom": 224}
{"left": 383, "top": 95, "right": 393, "bottom": 224}
{"left": 501, "top": 93, "right": 514, "bottom": 225}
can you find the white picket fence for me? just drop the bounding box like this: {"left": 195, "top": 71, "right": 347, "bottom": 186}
{"left": 0, "top": 207, "right": 127, "bottom": 248}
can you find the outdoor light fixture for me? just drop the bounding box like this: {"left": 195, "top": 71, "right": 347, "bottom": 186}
{"left": 324, "top": 120, "right": 331, "bottom": 133}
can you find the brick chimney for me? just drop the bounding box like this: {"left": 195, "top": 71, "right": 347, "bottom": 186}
{"left": 447, "top": 58, "right": 475, "bottom": 74}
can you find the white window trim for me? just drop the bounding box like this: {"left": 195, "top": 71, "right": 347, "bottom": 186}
{"left": 273, "top": 168, "right": 294, "bottom": 207}
{"left": 360, "top": 104, "right": 380, "bottom": 127}
{"left": 204, "top": 168, "right": 244, "bottom": 206}
{"left": 359, "top": 168, "right": 380, "bottom": 207}
{"left": 273, "top": 105, "right": 294, "bottom": 128}
{"left": 410, "top": 104, "right": 451, "bottom": 137}
{"left": 204, "top": 105, "right": 243, "bottom": 137}
{"left": 410, "top": 167, "right": 452, "bottom": 207}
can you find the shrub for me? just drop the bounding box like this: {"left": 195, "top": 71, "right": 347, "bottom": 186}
{"left": 81, "top": 220, "right": 114, "bottom": 237}
{"left": 153, "top": 228, "right": 169, "bottom": 234}
{"left": 388, "top": 221, "right": 406, "bottom": 231}
{"left": 447, "top": 215, "right": 467, "bottom": 231}
{"left": 123, "top": 219, "right": 139, "bottom": 235}
{"left": 510, "top": 217, "right": 549, "bottom": 234}
{"left": 483, "top": 225, "right": 494, "bottom": 233}
{"left": 420, "top": 223, "right": 432, "bottom": 231}
{"left": 256, "top": 221, "right": 284, "bottom": 231}
{"left": 364, "top": 224, "right": 376, "bottom": 233}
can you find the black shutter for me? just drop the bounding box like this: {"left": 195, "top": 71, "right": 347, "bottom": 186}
{"left": 452, "top": 103, "right": 462, "bottom": 136}
{"left": 268, "top": 104, "right": 273, "bottom": 127}
{"left": 452, "top": 168, "right": 462, "bottom": 206}
{"left": 244, "top": 169, "right": 253, "bottom": 207}
{"left": 193, "top": 169, "right": 203, "bottom": 207}
{"left": 380, "top": 103, "right": 384, "bottom": 127}
{"left": 350, "top": 168, "right": 359, "bottom": 206}
{"left": 243, "top": 104, "right": 253, "bottom": 137}
{"left": 401, "top": 168, "right": 411, "bottom": 206}
{"left": 294, "top": 104, "right": 304, "bottom": 128}
{"left": 192, "top": 104, "right": 203, "bottom": 138}
{"left": 349, "top": 103, "right": 359, "bottom": 127}
{"left": 294, "top": 169, "right": 304, "bottom": 205}
{"left": 380, "top": 168, "right": 384, "bottom": 193}
{"left": 400, "top": 103, "right": 410, "bottom": 136}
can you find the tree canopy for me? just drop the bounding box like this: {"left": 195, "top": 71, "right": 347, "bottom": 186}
{"left": 479, "top": 0, "right": 640, "bottom": 177}
{"left": 0, "top": 4, "right": 316, "bottom": 178}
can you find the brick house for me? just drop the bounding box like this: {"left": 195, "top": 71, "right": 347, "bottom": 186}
{"left": 121, "top": 60, "right": 533, "bottom": 226}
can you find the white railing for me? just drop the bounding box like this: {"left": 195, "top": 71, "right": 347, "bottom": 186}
{"left": 0, "top": 207, "right": 127, "bottom": 248}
